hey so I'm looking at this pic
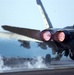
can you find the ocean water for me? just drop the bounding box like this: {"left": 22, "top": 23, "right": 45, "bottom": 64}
{"left": 0, "top": 39, "right": 52, "bottom": 57}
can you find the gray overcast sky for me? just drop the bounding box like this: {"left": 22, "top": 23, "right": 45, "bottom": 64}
{"left": 0, "top": 0, "right": 74, "bottom": 31}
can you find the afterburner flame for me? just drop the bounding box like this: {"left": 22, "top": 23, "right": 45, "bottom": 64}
{"left": 41, "top": 31, "right": 51, "bottom": 41}
{"left": 53, "top": 31, "right": 65, "bottom": 42}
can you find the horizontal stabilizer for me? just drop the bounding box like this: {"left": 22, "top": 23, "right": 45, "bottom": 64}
{"left": 2, "top": 25, "right": 42, "bottom": 42}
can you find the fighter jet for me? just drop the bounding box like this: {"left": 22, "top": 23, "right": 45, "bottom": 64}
{"left": 0, "top": 0, "right": 74, "bottom": 61}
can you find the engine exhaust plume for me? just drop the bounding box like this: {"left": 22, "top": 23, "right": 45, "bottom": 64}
{"left": 53, "top": 31, "right": 65, "bottom": 42}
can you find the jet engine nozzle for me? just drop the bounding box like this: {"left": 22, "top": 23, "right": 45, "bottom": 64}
{"left": 53, "top": 31, "right": 65, "bottom": 42}
{"left": 40, "top": 30, "right": 52, "bottom": 42}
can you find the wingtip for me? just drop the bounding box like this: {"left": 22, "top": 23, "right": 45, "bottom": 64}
{"left": 2, "top": 25, "right": 6, "bottom": 28}
{"left": 1, "top": 25, "right": 9, "bottom": 30}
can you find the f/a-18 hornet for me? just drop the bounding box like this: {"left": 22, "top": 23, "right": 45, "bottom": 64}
{"left": 0, "top": 0, "right": 74, "bottom": 61}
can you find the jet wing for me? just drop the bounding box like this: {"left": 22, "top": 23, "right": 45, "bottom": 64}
{"left": 0, "top": 32, "right": 42, "bottom": 42}
{"left": 1, "top": 25, "right": 42, "bottom": 42}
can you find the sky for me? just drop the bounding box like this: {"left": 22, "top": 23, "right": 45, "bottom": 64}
{"left": 0, "top": 0, "right": 74, "bottom": 32}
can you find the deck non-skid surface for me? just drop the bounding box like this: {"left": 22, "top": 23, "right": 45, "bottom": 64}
{"left": 0, "top": 68, "right": 74, "bottom": 75}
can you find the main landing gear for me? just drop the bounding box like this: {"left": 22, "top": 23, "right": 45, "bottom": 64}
{"left": 69, "top": 50, "right": 74, "bottom": 60}
{"left": 45, "top": 54, "right": 51, "bottom": 63}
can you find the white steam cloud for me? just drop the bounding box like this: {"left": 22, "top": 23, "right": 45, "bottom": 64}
{"left": 23, "top": 56, "right": 48, "bottom": 69}
{"left": 0, "top": 55, "right": 11, "bottom": 73}
{"left": 0, "top": 56, "right": 49, "bottom": 73}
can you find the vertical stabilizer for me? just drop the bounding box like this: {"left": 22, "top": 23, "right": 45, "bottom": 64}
{"left": 36, "top": 0, "right": 53, "bottom": 28}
